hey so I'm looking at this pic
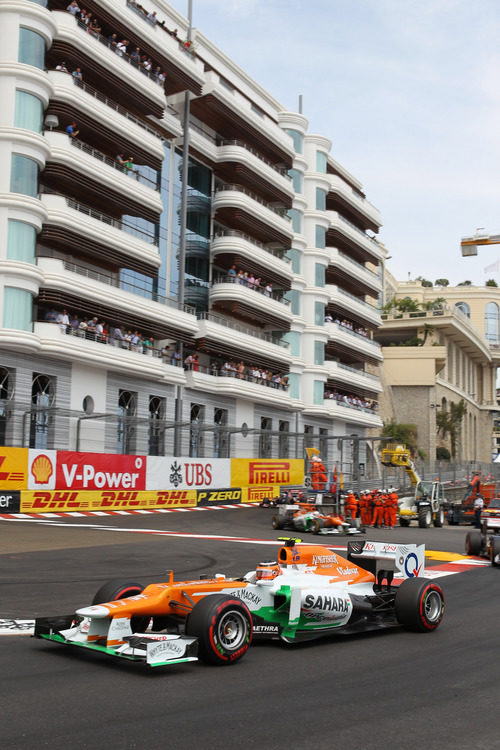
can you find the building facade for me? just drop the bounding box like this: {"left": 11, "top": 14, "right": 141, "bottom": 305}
{"left": 0, "top": 0, "right": 383, "bottom": 473}
{"left": 377, "top": 278, "right": 498, "bottom": 462}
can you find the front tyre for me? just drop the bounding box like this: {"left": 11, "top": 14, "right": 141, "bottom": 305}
{"left": 272, "top": 515, "right": 283, "bottom": 530}
{"left": 489, "top": 536, "right": 500, "bottom": 566}
{"left": 465, "top": 530, "right": 482, "bottom": 556}
{"left": 186, "top": 594, "right": 252, "bottom": 665}
{"left": 395, "top": 578, "right": 444, "bottom": 632}
{"left": 92, "top": 579, "right": 149, "bottom": 632}
{"left": 311, "top": 518, "right": 322, "bottom": 534}
{"left": 418, "top": 507, "right": 432, "bottom": 528}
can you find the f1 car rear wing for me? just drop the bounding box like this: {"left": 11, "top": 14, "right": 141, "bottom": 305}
{"left": 347, "top": 540, "right": 425, "bottom": 580}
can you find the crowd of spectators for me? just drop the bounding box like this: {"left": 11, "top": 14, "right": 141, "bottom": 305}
{"left": 225, "top": 265, "right": 274, "bottom": 297}
{"left": 180, "top": 352, "right": 289, "bottom": 390}
{"left": 324, "top": 388, "right": 378, "bottom": 412}
{"left": 324, "top": 312, "right": 369, "bottom": 337}
{"left": 65, "top": 2, "right": 167, "bottom": 84}
{"left": 44, "top": 308, "right": 156, "bottom": 354}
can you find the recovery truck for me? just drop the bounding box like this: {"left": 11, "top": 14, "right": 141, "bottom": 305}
{"left": 381, "top": 443, "right": 446, "bottom": 528}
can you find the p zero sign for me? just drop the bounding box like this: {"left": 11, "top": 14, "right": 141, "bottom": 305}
{"left": 55, "top": 451, "right": 146, "bottom": 491}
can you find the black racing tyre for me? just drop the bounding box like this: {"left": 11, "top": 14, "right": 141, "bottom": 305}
{"left": 433, "top": 508, "right": 444, "bottom": 528}
{"left": 186, "top": 594, "right": 252, "bottom": 666}
{"left": 395, "top": 578, "right": 444, "bottom": 632}
{"left": 418, "top": 507, "right": 432, "bottom": 528}
{"left": 465, "top": 530, "right": 482, "bottom": 556}
{"left": 92, "top": 580, "right": 149, "bottom": 632}
{"left": 399, "top": 517, "right": 410, "bottom": 527}
{"left": 489, "top": 536, "right": 500, "bottom": 567}
{"left": 272, "top": 515, "right": 283, "bottom": 530}
{"left": 311, "top": 518, "right": 322, "bottom": 534}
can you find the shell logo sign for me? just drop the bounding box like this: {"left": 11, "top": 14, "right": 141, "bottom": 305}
{"left": 28, "top": 450, "right": 57, "bottom": 490}
{"left": 31, "top": 454, "right": 54, "bottom": 484}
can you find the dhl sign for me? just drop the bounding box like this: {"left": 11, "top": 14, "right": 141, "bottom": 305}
{"left": 0, "top": 448, "right": 28, "bottom": 490}
{"left": 21, "top": 490, "right": 197, "bottom": 513}
{"left": 231, "top": 459, "right": 304, "bottom": 489}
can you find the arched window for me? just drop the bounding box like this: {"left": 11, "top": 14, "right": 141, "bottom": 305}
{"left": 30, "top": 373, "right": 55, "bottom": 448}
{"left": 485, "top": 302, "right": 500, "bottom": 343}
{"left": 455, "top": 301, "right": 470, "bottom": 318}
{"left": 117, "top": 390, "right": 137, "bottom": 454}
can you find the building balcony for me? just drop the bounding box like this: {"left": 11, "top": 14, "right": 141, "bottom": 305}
{"left": 213, "top": 185, "right": 294, "bottom": 245}
{"left": 327, "top": 175, "right": 381, "bottom": 232}
{"left": 326, "top": 284, "right": 382, "bottom": 328}
{"left": 210, "top": 275, "right": 293, "bottom": 329}
{"left": 326, "top": 211, "right": 383, "bottom": 265}
{"left": 196, "top": 312, "right": 291, "bottom": 368}
{"left": 43, "top": 132, "right": 162, "bottom": 223}
{"left": 47, "top": 71, "right": 164, "bottom": 169}
{"left": 36, "top": 257, "right": 198, "bottom": 341}
{"left": 185, "top": 368, "right": 294, "bottom": 408}
{"left": 39, "top": 193, "right": 160, "bottom": 275}
{"left": 321, "top": 398, "right": 383, "bottom": 427}
{"left": 325, "top": 360, "right": 383, "bottom": 393}
{"left": 325, "top": 321, "right": 383, "bottom": 364}
{"left": 327, "top": 247, "right": 381, "bottom": 297}
{"left": 211, "top": 230, "right": 293, "bottom": 288}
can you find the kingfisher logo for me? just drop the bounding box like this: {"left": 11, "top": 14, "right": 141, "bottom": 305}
{"left": 248, "top": 461, "right": 290, "bottom": 485}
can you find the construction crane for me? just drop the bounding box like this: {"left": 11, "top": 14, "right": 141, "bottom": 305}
{"left": 460, "top": 228, "right": 500, "bottom": 256}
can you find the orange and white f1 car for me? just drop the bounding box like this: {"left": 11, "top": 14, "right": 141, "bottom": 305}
{"left": 34, "top": 538, "right": 444, "bottom": 669}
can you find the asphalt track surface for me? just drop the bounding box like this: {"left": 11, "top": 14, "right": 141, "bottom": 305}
{"left": 1, "top": 507, "right": 499, "bottom": 750}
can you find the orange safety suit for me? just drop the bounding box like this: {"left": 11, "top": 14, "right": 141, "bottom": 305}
{"left": 363, "top": 492, "right": 373, "bottom": 526}
{"left": 344, "top": 492, "right": 358, "bottom": 519}
{"left": 389, "top": 491, "right": 399, "bottom": 527}
{"left": 372, "top": 493, "right": 384, "bottom": 528}
{"left": 383, "top": 492, "right": 392, "bottom": 528}
{"left": 310, "top": 459, "right": 328, "bottom": 491}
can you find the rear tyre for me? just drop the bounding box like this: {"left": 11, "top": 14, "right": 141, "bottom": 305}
{"left": 272, "top": 515, "right": 283, "bottom": 530}
{"left": 92, "top": 580, "right": 149, "bottom": 633}
{"left": 311, "top": 518, "right": 321, "bottom": 534}
{"left": 186, "top": 594, "right": 252, "bottom": 665}
{"left": 418, "top": 507, "right": 432, "bottom": 528}
{"left": 395, "top": 578, "right": 444, "bottom": 632}
{"left": 465, "top": 530, "right": 482, "bottom": 556}
{"left": 489, "top": 536, "right": 500, "bottom": 566}
{"left": 433, "top": 508, "right": 444, "bottom": 528}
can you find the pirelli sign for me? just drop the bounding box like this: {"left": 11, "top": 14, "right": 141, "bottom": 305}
{"left": 231, "top": 459, "right": 304, "bottom": 492}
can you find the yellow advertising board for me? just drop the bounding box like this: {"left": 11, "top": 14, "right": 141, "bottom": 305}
{"left": 231, "top": 459, "right": 304, "bottom": 491}
{"left": 21, "top": 489, "right": 197, "bottom": 513}
{"left": 0, "top": 447, "right": 28, "bottom": 490}
{"left": 241, "top": 485, "right": 281, "bottom": 504}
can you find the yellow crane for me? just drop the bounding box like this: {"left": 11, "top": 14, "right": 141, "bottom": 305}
{"left": 460, "top": 229, "right": 500, "bottom": 256}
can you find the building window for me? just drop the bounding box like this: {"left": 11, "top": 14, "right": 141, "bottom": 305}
{"left": 190, "top": 403, "right": 204, "bottom": 457}
{"left": 149, "top": 396, "right": 165, "bottom": 456}
{"left": 18, "top": 28, "right": 45, "bottom": 69}
{"left": 485, "top": 302, "right": 499, "bottom": 343}
{"left": 117, "top": 390, "right": 137, "bottom": 454}
{"left": 287, "top": 248, "right": 301, "bottom": 274}
{"left": 285, "top": 331, "right": 301, "bottom": 357}
{"left": 15, "top": 90, "right": 44, "bottom": 133}
{"left": 314, "top": 341, "right": 325, "bottom": 366}
{"left": 315, "top": 301, "right": 325, "bottom": 326}
{"left": 287, "top": 373, "right": 300, "bottom": 399}
{"left": 316, "top": 151, "right": 327, "bottom": 173}
{"left": 315, "top": 263, "right": 325, "bottom": 287}
{"left": 7, "top": 220, "right": 36, "bottom": 263}
{"left": 286, "top": 290, "right": 301, "bottom": 316}
{"left": 259, "top": 417, "right": 272, "bottom": 457}
{"left": 29, "top": 373, "right": 55, "bottom": 449}
{"left": 288, "top": 169, "right": 303, "bottom": 193}
{"left": 279, "top": 420, "right": 289, "bottom": 459}
{"left": 315, "top": 225, "right": 326, "bottom": 249}
{"left": 313, "top": 380, "right": 324, "bottom": 405}
{"left": 288, "top": 208, "right": 302, "bottom": 234}
{"left": 455, "top": 301, "right": 470, "bottom": 318}
{"left": 10, "top": 154, "right": 39, "bottom": 197}
{"left": 214, "top": 408, "right": 228, "bottom": 458}
{"left": 285, "top": 129, "right": 303, "bottom": 154}
{"left": 3, "top": 287, "right": 32, "bottom": 331}
{"left": 316, "top": 188, "right": 327, "bottom": 211}
{"left": 319, "top": 428, "right": 328, "bottom": 461}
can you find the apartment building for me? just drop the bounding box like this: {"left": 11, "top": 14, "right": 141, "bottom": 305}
{"left": 376, "top": 277, "right": 498, "bottom": 462}
{"left": 0, "top": 0, "right": 383, "bottom": 468}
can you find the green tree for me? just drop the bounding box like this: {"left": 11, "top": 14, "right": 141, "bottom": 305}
{"left": 486, "top": 279, "right": 498, "bottom": 287}
{"left": 416, "top": 276, "right": 433, "bottom": 287}
{"left": 435, "top": 279, "right": 449, "bottom": 287}
{"left": 381, "top": 421, "right": 418, "bottom": 455}
{"left": 457, "top": 280, "right": 472, "bottom": 286}
{"left": 436, "top": 400, "right": 467, "bottom": 457}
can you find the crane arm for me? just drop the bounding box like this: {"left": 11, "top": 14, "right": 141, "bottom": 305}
{"left": 460, "top": 231, "right": 500, "bottom": 256}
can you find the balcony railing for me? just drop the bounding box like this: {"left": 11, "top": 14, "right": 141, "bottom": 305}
{"left": 70, "top": 139, "right": 159, "bottom": 190}
{"left": 214, "top": 184, "right": 291, "bottom": 220}
{"left": 187, "top": 362, "right": 290, "bottom": 391}
{"left": 219, "top": 140, "right": 291, "bottom": 179}
{"left": 330, "top": 285, "right": 378, "bottom": 311}
{"left": 328, "top": 320, "right": 381, "bottom": 348}
{"left": 214, "top": 229, "right": 290, "bottom": 262}
{"left": 330, "top": 362, "right": 380, "bottom": 381}
{"left": 197, "top": 311, "right": 289, "bottom": 347}
{"left": 337, "top": 214, "right": 380, "bottom": 247}
{"left": 212, "top": 274, "right": 290, "bottom": 306}
{"left": 72, "top": 79, "right": 159, "bottom": 138}
{"left": 65, "top": 198, "right": 158, "bottom": 245}
{"left": 337, "top": 250, "right": 379, "bottom": 278}
{"left": 63, "top": 261, "right": 196, "bottom": 315}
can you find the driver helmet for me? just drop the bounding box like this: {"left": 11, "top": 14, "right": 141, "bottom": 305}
{"left": 256, "top": 560, "right": 281, "bottom": 581}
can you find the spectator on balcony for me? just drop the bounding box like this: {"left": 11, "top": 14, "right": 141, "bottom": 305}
{"left": 112, "top": 325, "right": 126, "bottom": 346}
{"left": 66, "top": 121, "right": 79, "bottom": 138}
{"left": 116, "top": 153, "right": 127, "bottom": 171}
{"left": 131, "top": 331, "right": 141, "bottom": 351}
{"left": 95, "top": 320, "right": 104, "bottom": 342}
{"left": 56, "top": 61, "right": 69, "bottom": 72}
{"left": 156, "top": 69, "right": 166, "bottom": 84}
{"left": 66, "top": 1, "right": 80, "bottom": 15}
{"left": 116, "top": 39, "right": 129, "bottom": 57}
{"left": 124, "top": 157, "right": 135, "bottom": 174}
{"left": 89, "top": 18, "right": 101, "bottom": 35}
{"left": 228, "top": 264, "right": 237, "bottom": 278}
{"left": 247, "top": 273, "right": 255, "bottom": 288}
{"left": 325, "top": 312, "right": 333, "bottom": 322}
{"left": 45, "top": 308, "right": 58, "bottom": 322}
{"left": 108, "top": 33, "right": 118, "bottom": 48}
{"left": 70, "top": 314, "right": 79, "bottom": 330}
{"left": 237, "top": 361, "right": 245, "bottom": 379}
{"left": 184, "top": 353, "right": 194, "bottom": 369}
{"left": 81, "top": 10, "right": 92, "bottom": 26}
{"left": 264, "top": 282, "right": 272, "bottom": 297}
{"left": 171, "top": 348, "right": 182, "bottom": 366}
{"left": 147, "top": 10, "right": 158, "bottom": 24}
{"left": 142, "top": 58, "right": 153, "bottom": 72}
{"left": 130, "top": 47, "right": 141, "bottom": 65}
{"left": 191, "top": 354, "right": 199, "bottom": 371}
{"left": 72, "top": 67, "right": 83, "bottom": 82}
{"left": 57, "top": 309, "right": 69, "bottom": 332}
{"left": 78, "top": 318, "right": 88, "bottom": 337}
